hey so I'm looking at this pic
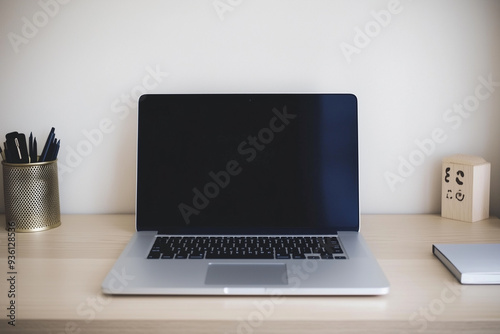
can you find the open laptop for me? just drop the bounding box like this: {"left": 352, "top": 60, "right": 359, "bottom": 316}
{"left": 101, "top": 93, "right": 390, "bottom": 295}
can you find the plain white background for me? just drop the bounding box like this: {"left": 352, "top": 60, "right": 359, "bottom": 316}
{"left": 1, "top": 0, "right": 499, "bottom": 218}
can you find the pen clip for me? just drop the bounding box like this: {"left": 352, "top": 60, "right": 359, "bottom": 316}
{"left": 14, "top": 138, "right": 22, "bottom": 160}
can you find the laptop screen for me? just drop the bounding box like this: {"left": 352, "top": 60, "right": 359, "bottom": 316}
{"left": 137, "top": 94, "right": 359, "bottom": 234}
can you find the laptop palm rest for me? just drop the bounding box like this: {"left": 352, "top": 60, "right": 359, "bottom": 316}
{"left": 205, "top": 263, "right": 288, "bottom": 285}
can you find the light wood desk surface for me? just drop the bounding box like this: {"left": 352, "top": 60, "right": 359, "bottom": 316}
{"left": 1, "top": 214, "right": 500, "bottom": 333}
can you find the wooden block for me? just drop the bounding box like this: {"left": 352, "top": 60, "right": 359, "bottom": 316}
{"left": 441, "top": 154, "right": 490, "bottom": 222}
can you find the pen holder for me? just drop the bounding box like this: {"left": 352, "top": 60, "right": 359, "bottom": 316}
{"left": 2, "top": 160, "right": 61, "bottom": 232}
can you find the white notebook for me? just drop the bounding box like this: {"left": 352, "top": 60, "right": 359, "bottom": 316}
{"left": 433, "top": 243, "right": 500, "bottom": 284}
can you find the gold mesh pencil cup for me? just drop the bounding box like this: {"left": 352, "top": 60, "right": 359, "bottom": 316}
{"left": 2, "top": 160, "right": 61, "bottom": 232}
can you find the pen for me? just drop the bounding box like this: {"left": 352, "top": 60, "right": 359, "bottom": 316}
{"left": 29, "top": 132, "right": 34, "bottom": 163}
{"left": 39, "top": 127, "right": 55, "bottom": 162}
{"left": 33, "top": 138, "right": 38, "bottom": 162}
{"left": 52, "top": 139, "right": 60, "bottom": 161}
{"left": 3, "top": 142, "right": 11, "bottom": 162}
{"left": 46, "top": 137, "right": 56, "bottom": 161}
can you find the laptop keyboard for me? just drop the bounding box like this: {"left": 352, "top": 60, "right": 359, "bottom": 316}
{"left": 147, "top": 236, "right": 346, "bottom": 260}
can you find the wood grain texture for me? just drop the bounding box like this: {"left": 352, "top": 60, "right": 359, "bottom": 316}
{"left": 1, "top": 214, "right": 499, "bottom": 333}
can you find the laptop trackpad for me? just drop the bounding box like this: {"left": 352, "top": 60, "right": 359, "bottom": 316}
{"left": 205, "top": 263, "right": 288, "bottom": 285}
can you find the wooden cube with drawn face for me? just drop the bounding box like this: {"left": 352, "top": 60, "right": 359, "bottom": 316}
{"left": 441, "top": 155, "right": 490, "bottom": 222}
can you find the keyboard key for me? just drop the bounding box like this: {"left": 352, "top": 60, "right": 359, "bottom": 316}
{"left": 147, "top": 252, "right": 161, "bottom": 259}
{"left": 276, "top": 254, "right": 291, "bottom": 259}
{"left": 175, "top": 253, "right": 188, "bottom": 259}
{"left": 161, "top": 253, "right": 174, "bottom": 259}
{"left": 189, "top": 254, "right": 204, "bottom": 259}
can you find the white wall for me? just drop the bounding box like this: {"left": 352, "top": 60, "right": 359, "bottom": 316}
{"left": 1, "top": 0, "right": 499, "bottom": 217}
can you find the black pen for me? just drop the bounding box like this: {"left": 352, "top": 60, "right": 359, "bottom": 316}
{"left": 46, "top": 137, "right": 56, "bottom": 161}
{"left": 39, "top": 127, "right": 55, "bottom": 162}
{"left": 52, "top": 139, "right": 60, "bottom": 160}
{"left": 29, "top": 132, "right": 34, "bottom": 163}
{"left": 33, "top": 138, "right": 38, "bottom": 162}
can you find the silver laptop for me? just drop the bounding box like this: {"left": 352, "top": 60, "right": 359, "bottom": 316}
{"left": 101, "top": 93, "right": 390, "bottom": 295}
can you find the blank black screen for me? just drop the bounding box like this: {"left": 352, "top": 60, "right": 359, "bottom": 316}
{"left": 136, "top": 94, "right": 359, "bottom": 234}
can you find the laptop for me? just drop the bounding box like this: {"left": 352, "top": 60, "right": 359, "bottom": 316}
{"left": 101, "top": 93, "right": 390, "bottom": 295}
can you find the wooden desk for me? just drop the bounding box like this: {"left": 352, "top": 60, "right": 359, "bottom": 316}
{"left": 1, "top": 214, "right": 499, "bottom": 333}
